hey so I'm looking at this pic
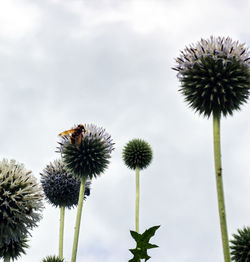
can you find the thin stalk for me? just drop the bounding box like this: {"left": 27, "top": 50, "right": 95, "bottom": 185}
{"left": 71, "top": 177, "right": 86, "bottom": 262}
{"left": 59, "top": 205, "right": 65, "bottom": 259}
{"left": 135, "top": 166, "right": 140, "bottom": 233}
{"left": 213, "top": 113, "right": 231, "bottom": 262}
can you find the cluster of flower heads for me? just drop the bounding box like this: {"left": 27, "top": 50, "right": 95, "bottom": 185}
{"left": 0, "top": 159, "right": 44, "bottom": 260}
{"left": 41, "top": 159, "right": 91, "bottom": 208}
{"left": 58, "top": 124, "right": 115, "bottom": 179}
{"left": 123, "top": 139, "right": 153, "bottom": 170}
{"left": 173, "top": 36, "right": 250, "bottom": 117}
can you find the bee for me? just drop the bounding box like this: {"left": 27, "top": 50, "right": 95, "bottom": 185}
{"left": 58, "top": 124, "right": 86, "bottom": 145}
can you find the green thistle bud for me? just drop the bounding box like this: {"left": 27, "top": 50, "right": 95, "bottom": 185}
{"left": 0, "top": 236, "right": 29, "bottom": 261}
{"left": 0, "top": 159, "right": 44, "bottom": 244}
{"left": 41, "top": 255, "right": 65, "bottom": 262}
{"left": 123, "top": 139, "right": 153, "bottom": 170}
{"left": 230, "top": 226, "right": 250, "bottom": 261}
{"left": 173, "top": 36, "right": 250, "bottom": 117}
{"left": 58, "top": 124, "right": 114, "bottom": 179}
{"left": 40, "top": 159, "right": 91, "bottom": 208}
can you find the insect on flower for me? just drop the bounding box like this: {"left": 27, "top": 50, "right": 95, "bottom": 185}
{"left": 58, "top": 124, "right": 86, "bottom": 145}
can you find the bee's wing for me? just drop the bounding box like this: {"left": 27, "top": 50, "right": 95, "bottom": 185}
{"left": 58, "top": 129, "right": 75, "bottom": 136}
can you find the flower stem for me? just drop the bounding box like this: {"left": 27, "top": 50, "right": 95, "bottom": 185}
{"left": 213, "top": 113, "right": 231, "bottom": 262}
{"left": 59, "top": 205, "right": 65, "bottom": 259}
{"left": 135, "top": 166, "right": 140, "bottom": 233}
{"left": 71, "top": 177, "right": 86, "bottom": 262}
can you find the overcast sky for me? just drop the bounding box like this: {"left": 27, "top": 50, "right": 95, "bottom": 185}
{"left": 1, "top": 0, "right": 250, "bottom": 261}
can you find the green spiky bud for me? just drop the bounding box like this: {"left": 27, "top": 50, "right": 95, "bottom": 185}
{"left": 0, "top": 236, "right": 29, "bottom": 261}
{"left": 58, "top": 124, "right": 114, "bottom": 179}
{"left": 123, "top": 139, "right": 153, "bottom": 170}
{"left": 40, "top": 159, "right": 91, "bottom": 208}
{"left": 230, "top": 226, "right": 250, "bottom": 261}
{"left": 173, "top": 36, "right": 250, "bottom": 117}
{"left": 41, "top": 255, "right": 65, "bottom": 262}
{"left": 0, "top": 159, "right": 44, "bottom": 244}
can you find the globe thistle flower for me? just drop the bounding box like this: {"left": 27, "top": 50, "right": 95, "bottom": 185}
{"left": 0, "top": 159, "right": 44, "bottom": 245}
{"left": 41, "top": 255, "right": 65, "bottom": 262}
{"left": 172, "top": 36, "right": 249, "bottom": 262}
{"left": 173, "top": 36, "right": 250, "bottom": 117}
{"left": 0, "top": 236, "right": 29, "bottom": 261}
{"left": 230, "top": 227, "right": 250, "bottom": 261}
{"left": 41, "top": 159, "right": 91, "bottom": 259}
{"left": 58, "top": 124, "right": 114, "bottom": 262}
{"left": 58, "top": 124, "right": 114, "bottom": 179}
{"left": 123, "top": 139, "right": 153, "bottom": 234}
{"left": 123, "top": 139, "right": 153, "bottom": 170}
{"left": 40, "top": 159, "right": 91, "bottom": 209}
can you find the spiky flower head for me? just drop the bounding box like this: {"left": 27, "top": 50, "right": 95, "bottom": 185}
{"left": 0, "top": 159, "right": 44, "bottom": 244}
{"left": 123, "top": 139, "right": 153, "bottom": 170}
{"left": 173, "top": 36, "right": 250, "bottom": 117}
{"left": 230, "top": 226, "right": 250, "bottom": 261}
{"left": 41, "top": 255, "right": 65, "bottom": 262}
{"left": 40, "top": 159, "right": 91, "bottom": 208}
{"left": 58, "top": 124, "right": 114, "bottom": 179}
{"left": 0, "top": 236, "right": 29, "bottom": 261}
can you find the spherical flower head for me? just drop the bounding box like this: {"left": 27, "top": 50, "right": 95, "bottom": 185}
{"left": 41, "top": 255, "right": 65, "bottom": 262}
{"left": 230, "top": 226, "right": 250, "bottom": 261}
{"left": 173, "top": 36, "right": 250, "bottom": 117}
{"left": 58, "top": 124, "right": 114, "bottom": 179}
{"left": 0, "top": 235, "right": 29, "bottom": 261}
{"left": 0, "top": 159, "right": 44, "bottom": 244}
{"left": 40, "top": 159, "right": 91, "bottom": 208}
{"left": 123, "top": 139, "right": 153, "bottom": 170}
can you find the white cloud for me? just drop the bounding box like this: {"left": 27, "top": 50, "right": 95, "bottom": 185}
{"left": 0, "top": 0, "right": 41, "bottom": 39}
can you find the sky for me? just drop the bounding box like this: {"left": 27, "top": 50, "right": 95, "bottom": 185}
{"left": 1, "top": 0, "right": 250, "bottom": 261}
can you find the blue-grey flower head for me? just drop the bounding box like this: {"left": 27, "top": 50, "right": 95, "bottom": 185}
{"left": 230, "top": 226, "right": 250, "bottom": 262}
{"left": 40, "top": 159, "right": 91, "bottom": 208}
{"left": 0, "top": 159, "right": 44, "bottom": 245}
{"left": 173, "top": 36, "right": 250, "bottom": 117}
{"left": 58, "top": 124, "right": 114, "bottom": 179}
{"left": 123, "top": 139, "right": 153, "bottom": 170}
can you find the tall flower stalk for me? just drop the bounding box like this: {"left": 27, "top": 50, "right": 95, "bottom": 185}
{"left": 58, "top": 124, "right": 114, "bottom": 262}
{"left": 135, "top": 166, "right": 140, "bottom": 233}
{"left": 58, "top": 206, "right": 65, "bottom": 258}
{"left": 123, "top": 139, "right": 153, "bottom": 233}
{"left": 71, "top": 177, "right": 86, "bottom": 262}
{"left": 213, "top": 113, "right": 231, "bottom": 260}
{"left": 41, "top": 159, "right": 91, "bottom": 259}
{"left": 173, "top": 36, "right": 250, "bottom": 262}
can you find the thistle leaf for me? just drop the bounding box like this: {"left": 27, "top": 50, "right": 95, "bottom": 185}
{"left": 129, "top": 225, "right": 160, "bottom": 262}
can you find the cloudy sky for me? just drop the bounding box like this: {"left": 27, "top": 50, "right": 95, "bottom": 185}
{"left": 1, "top": 0, "right": 250, "bottom": 261}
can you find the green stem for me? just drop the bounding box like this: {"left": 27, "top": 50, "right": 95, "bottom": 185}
{"left": 71, "top": 177, "right": 86, "bottom": 262}
{"left": 135, "top": 166, "right": 140, "bottom": 233}
{"left": 59, "top": 205, "right": 65, "bottom": 259}
{"left": 213, "top": 113, "right": 231, "bottom": 262}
